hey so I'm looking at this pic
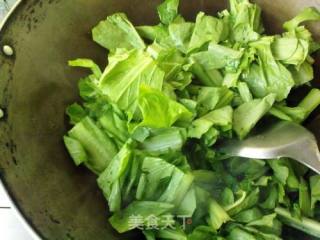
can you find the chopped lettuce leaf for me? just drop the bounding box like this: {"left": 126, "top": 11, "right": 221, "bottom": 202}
{"left": 144, "top": 231, "right": 156, "bottom": 240}
{"left": 227, "top": 227, "right": 256, "bottom": 240}
{"left": 136, "top": 157, "right": 176, "bottom": 200}
{"left": 92, "top": 13, "right": 145, "bottom": 51}
{"left": 188, "top": 12, "right": 224, "bottom": 53}
{"left": 139, "top": 127, "right": 186, "bottom": 154}
{"left": 229, "top": 0, "right": 263, "bottom": 43}
{"left": 69, "top": 59, "right": 102, "bottom": 78}
{"left": 97, "top": 142, "right": 132, "bottom": 211}
{"left": 157, "top": 0, "right": 180, "bottom": 25}
{"left": 207, "top": 199, "right": 231, "bottom": 230}
{"left": 268, "top": 159, "right": 290, "bottom": 185}
{"left": 270, "top": 88, "right": 320, "bottom": 123}
{"left": 269, "top": 104, "right": 307, "bottom": 123}
{"left": 190, "top": 63, "right": 224, "bottom": 87}
{"left": 63, "top": 136, "right": 87, "bottom": 166}
{"left": 247, "top": 213, "right": 277, "bottom": 228}
{"left": 195, "top": 86, "right": 234, "bottom": 115}
{"left": 241, "top": 224, "right": 282, "bottom": 240}
{"left": 189, "top": 106, "right": 233, "bottom": 139}
{"left": 156, "top": 228, "right": 187, "bottom": 240}
{"left": 138, "top": 86, "right": 192, "bottom": 128}
{"left": 168, "top": 22, "right": 194, "bottom": 54}
{"left": 147, "top": 43, "right": 189, "bottom": 87}
{"left": 66, "top": 103, "right": 87, "bottom": 125}
{"left": 237, "top": 82, "right": 253, "bottom": 103}
{"left": 158, "top": 170, "right": 194, "bottom": 207}
{"left": 310, "top": 175, "right": 320, "bottom": 210}
{"left": 221, "top": 188, "right": 235, "bottom": 207}
{"left": 275, "top": 207, "right": 320, "bottom": 238}
{"left": 188, "top": 225, "right": 217, "bottom": 239}
{"left": 233, "top": 94, "right": 276, "bottom": 139}
{"left": 234, "top": 208, "right": 263, "bottom": 223}
{"left": 109, "top": 201, "right": 175, "bottom": 233}
{"left": 190, "top": 43, "right": 243, "bottom": 71}
{"left": 283, "top": 7, "right": 320, "bottom": 31}
{"left": 297, "top": 88, "right": 320, "bottom": 122}
{"left": 245, "top": 37, "right": 295, "bottom": 101}
{"left": 272, "top": 37, "right": 309, "bottom": 66}
{"left": 98, "top": 105, "right": 129, "bottom": 147}
{"left": 66, "top": 117, "right": 117, "bottom": 173}
{"left": 64, "top": 1, "right": 320, "bottom": 239}
{"left": 269, "top": 158, "right": 300, "bottom": 189}
{"left": 99, "top": 50, "right": 164, "bottom": 116}
{"left": 228, "top": 188, "right": 260, "bottom": 216}
{"left": 299, "top": 177, "right": 313, "bottom": 217}
{"left": 136, "top": 24, "right": 169, "bottom": 42}
{"left": 226, "top": 158, "right": 268, "bottom": 181}
{"left": 290, "top": 61, "right": 314, "bottom": 86}
{"left": 177, "top": 187, "right": 197, "bottom": 216}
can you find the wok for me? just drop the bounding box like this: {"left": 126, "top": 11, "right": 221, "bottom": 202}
{"left": 0, "top": 0, "right": 320, "bottom": 239}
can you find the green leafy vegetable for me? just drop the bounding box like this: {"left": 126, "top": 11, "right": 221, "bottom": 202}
{"left": 229, "top": 0, "right": 264, "bottom": 43}
{"left": 69, "top": 59, "right": 102, "bottom": 78}
{"left": 137, "top": 24, "right": 169, "bottom": 42}
{"left": 207, "top": 199, "right": 231, "bottom": 230}
{"left": 64, "top": 0, "right": 320, "bottom": 239}
{"left": 297, "top": 88, "right": 320, "bottom": 122}
{"left": 190, "top": 43, "right": 243, "bottom": 71}
{"left": 290, "top": 62, "right": 314, "bottom": 86}
{"left": 138, "top": 127, "right": 186, "bottom": 154}
{"left": 283, "top": 7, "right": 320, "bottom": 31}
{"left": 109, "top": 201, "right": 175, "bottom": 233}
{"left": 234, "top": 208, "right": 263, "bottom": 223}
{"left": 233, "top": 94, "right": 275, "bottom": 139}
{"left": 310, "top": 175, "right": 320, "bottom": 210}
{"left": 272, "top": 37, "right": 309, "bottom": 66}
{"left": 157, "top": 0, "right": 180, "bottom": 25}
{"left": 189, "top": 106, "right": 233, "bottom": 139}
{"left": 137, "top": 86, "right": 192, "bottom": 128}
{"left": 98, "top": 142, "right": 132, "bottom": 211}
{"left": 168, "top": 22, "right": 194, "bottom": 54}
{"left": 299, "top": 177, "right": 312, "bottom": 217}
{"left": 92, "top": 13, "right": 146, "bottom": 51}
{"left": 63, "top": 136, "right": 87, "bottom": 166}
{"left": 65, "top": 117, "right": 117, "bottom": 173}
{"left": 66, "top": 103, "right": 87, "bottom": 124}
{"left": 276, "top": 207, "right": 320, "bottom": 238}
{"left": 245, "top": 37, "right": 295, "bottom": 101}
{"left": 99, "top": 49, "right": 164, "bottom": 116}
{"left": 188, "top": 12, "right": 224, "bottom": 53}
{"left": 227, "top": 227, "right": 256, "bottom": 240}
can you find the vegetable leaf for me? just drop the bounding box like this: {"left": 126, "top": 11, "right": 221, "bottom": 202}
{"left": 99, "top": 50, "right": 164, "bottom": 117}
{"left": 64, "top": 1, "right": 320, "bottom": 239}
{"left": 233, "top": 94, "right": 276, "bottom": 139}
{"left": 188, "top": 12, "right": 224, "bottom": 53}
{"left": 138, "top": 86, "right": 192, "bottom": 128}
{"left": 92, "top": 13, "right": 146, "bottom": 51}
{"left": 157, "top": 0, "right": 180, "bottom": 25}
{"left": 283, "top": 7, "right": 320, "bottom": 31}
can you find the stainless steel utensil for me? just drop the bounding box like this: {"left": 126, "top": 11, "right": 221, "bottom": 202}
{"left": 219, "top": 121, "right": 320, "bottom": 174}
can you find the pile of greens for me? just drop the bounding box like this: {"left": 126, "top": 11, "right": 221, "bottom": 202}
{"left": 64, "top": 0, "right": 320, "bottom": 239}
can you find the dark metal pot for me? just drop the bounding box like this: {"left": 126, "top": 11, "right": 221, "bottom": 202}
{"left": 0, "top": 0, "right": 320, "bottom": 239}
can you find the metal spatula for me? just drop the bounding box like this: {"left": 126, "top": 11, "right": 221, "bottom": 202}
{"left": 218, "top": 121, "right": 320, "bottom": 174}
